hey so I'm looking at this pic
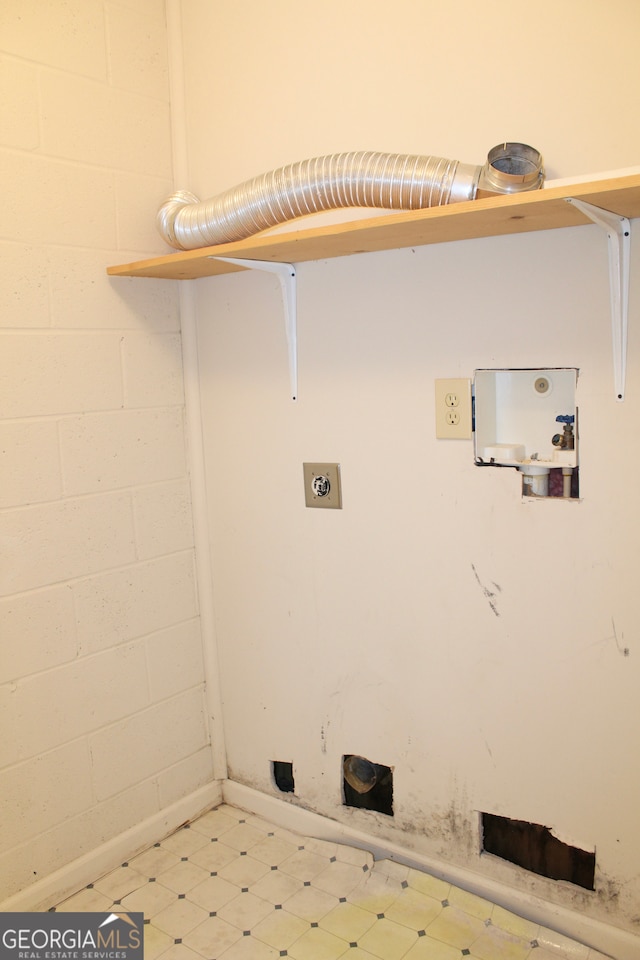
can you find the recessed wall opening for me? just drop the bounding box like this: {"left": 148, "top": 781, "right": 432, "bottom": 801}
{"left": 481, "top": 812, "right": 595, "bottom": 890}
{"left": 342, "top": 755, "right": 394, "bottom": 816}
{"left": 272, "top": 760, "right": 295, "bottom": 793}
{"left": 474, "top": 368, "right": 580, "bottom": 501}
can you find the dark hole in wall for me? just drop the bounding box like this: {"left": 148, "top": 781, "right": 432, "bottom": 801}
{"left": 481, "top": 812, "right": 595, "bottom": 890}
{"left": 272, "top": 761, "right": 295, "bottom": 793}
{"left": 342, "top": 755, "right": 393, "bottom": 816}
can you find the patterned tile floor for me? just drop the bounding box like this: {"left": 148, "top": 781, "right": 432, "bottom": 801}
{"left": 54, "top": 804, "right": 609, "bottom": 960}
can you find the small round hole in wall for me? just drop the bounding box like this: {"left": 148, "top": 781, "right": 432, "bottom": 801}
{"left": 272, "top": 761, "right": 295, "bottom": 793}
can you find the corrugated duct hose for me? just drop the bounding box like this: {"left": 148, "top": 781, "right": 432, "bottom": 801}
{"left": 157, "top": 142, "right": 544, "bottom": 250}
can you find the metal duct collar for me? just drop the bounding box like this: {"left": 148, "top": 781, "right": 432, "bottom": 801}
{"left": 477, "top": 142, "right": 545, "bottom": 196}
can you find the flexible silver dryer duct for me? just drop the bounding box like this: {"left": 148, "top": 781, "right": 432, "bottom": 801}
{"left": 158, "top": 142, "right": 544, "bottom": 250}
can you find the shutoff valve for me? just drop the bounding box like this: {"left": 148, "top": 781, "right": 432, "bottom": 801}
{"left": 552, "top": 415, "right": 575, "bottom": 450}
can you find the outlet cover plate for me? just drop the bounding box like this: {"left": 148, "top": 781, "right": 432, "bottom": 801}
{"left": 435, "top": 378, "right": 473, "bottom": 439}
{"left": 303, "top": 463, "right": 342, "bottom": 508}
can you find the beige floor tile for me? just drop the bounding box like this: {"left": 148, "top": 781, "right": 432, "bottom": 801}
{"left": 280, "top": 848, "right": 337, "bottom": 882}
{"left": 153, "top": 897, "right": 210, "bottom": 939}
{"left": 423, "top": 905, "right": 487, "bottom": 950}
{"left": 120, "top": 881, "right": 177, "bottom": 918}
{"left": 373, "top": 860, "right": 410, "bottom": 883}
{"left": 188, "top": 807, "right": 239, "bottom": 838}
{"left": 334, "top": 844, "right": 374, "bottom": 869}
{"left": 155, "top": 860, "right": 210, "bottom": 894}
{"left": 251, "top": 907, "right": 310, "bottom": 948}
{"left": 340, "top": 951, "right": 381, "bottom": 960}
{"left": 302, "top": 836, "right": 339, "bottom": 858}
{"left": 348, "top": 872, "right": 404, "bottom": 915}
{"left": 272, "top": 824, "right": 312, "bottom": 845}
{"left": 319, "top": 901, "right": 378, "bottom": 941}
{"left": 248, "top": 834, "right": 301, "bottom": 866}
{"left": 142, "top": 922, "right": 173, "bottom": 960}
{"left": 153, "top": 944, "right": 202, "bottom": 960}
{"left": 189, "top": 839, "right": 239, "bottom": 872}
{"left": 215, "top": 804, "right": 245, "bottom": 820}
{"left": 244, "top": 812, "right": 283, "bottom": 832}
{"left": 383, "top": 886, "right": 442, "bottom": 931}
{"left": 447, "top": 884, "right": 494, "bottom": 921}
{"left": 405, "top": 867, "right": 451, "bottom": 901}
{"left": 216, "top": 891, "right": 274, "bottom": 930}
{"left": 161, "top": 827, "right": 210, "bottom": 858}
{"left": 357, "top": 916, "right": 418, "bottom": 960}
{"left": 217, "top": 936, "right": 280, "bottom": 959}
{"left": 314, "top": 860, "right": 369, "bottom": 897}
{"left": 288, "top": 925, "right": 351, "bottom": 959}
{"left": 92, "top": 864, "right": 147, "bottom": 901}
{"left": 54, "top": 886, "right": 113, "bottom": 912}
{"left": 186, "top": 873, "right": 240, "bottom": 911}
{"left": 182, "top": 914, "right": 242, "bottom": 957}
{"left": 129, "top": 845, "right": 180, "bottom": 877}
{"left": 218, "top": 821, "right": 269, "bottom": 852}
{"left": 285, "top": 885, "right": 340, "bottom": 922}
{"left": 249, "top": 868, "right": 304, "bottom": 905}
{"left": 403, "top": 934, "right": 461, "bottom": 959}
{"left": 217, "top": 853, "right": 271, "bottom": 887}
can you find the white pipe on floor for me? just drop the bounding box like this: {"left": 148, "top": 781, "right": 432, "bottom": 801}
{"left": 166, "top": 0, "right": 227, "bottom": 780}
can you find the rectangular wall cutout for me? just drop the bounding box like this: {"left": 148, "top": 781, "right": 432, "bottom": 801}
{"left": 272, "top": 760, "right": 295, "bottom": 793}
{"left": 342, "top": 755, "right": 393, "bottom": 816}
{"left": 481, "top": 812, "right": 595, "bottom": 890}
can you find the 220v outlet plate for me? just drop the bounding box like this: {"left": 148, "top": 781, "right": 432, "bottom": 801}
{"left": 303, "top": 463, "right": 342, "bottom": 509}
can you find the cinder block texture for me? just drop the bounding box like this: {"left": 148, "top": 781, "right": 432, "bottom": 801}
{"left": 0, "top": 0, "right": 210, "bottom": 903}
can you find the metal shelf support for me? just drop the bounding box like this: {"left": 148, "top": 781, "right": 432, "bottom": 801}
{"left": 565, "top": 198, "right": 631, "bottom": 402}
{"left": 211, "top": 256, "right": 298, "bottom": 401}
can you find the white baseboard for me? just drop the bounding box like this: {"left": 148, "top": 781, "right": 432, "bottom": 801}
{"left": 222, "top": 780, "right": 639, "bottom": 960}
{"left": 0, "top": 781, "right": 222, "bottom": 913}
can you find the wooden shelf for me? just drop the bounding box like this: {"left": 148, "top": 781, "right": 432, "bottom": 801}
{"left": 107, "top": 173, "right": 640, "bottom": 280}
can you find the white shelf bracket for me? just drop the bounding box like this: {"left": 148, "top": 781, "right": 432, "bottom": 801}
{"left": 211, "top": 257, "right": 298, "bottom": 401}
{"left": 565, "top": 197, "right": 631, "bottom": 402}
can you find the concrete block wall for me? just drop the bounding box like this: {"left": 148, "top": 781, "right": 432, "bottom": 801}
{"left": 0, "top": 0, "right": 212, "bottom": 901}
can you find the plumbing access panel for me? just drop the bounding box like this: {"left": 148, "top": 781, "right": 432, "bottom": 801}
{"left": 474, "top": 368, "right": 578, "bottom": 498}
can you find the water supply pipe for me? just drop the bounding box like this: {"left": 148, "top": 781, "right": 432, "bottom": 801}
{"left": 562, "top": 467, "right": 574, "bottom": 498}
{"left": 158, "top": 142, "right": 544, "bottom": 250}
{"left": 166, "top": 0, "right": 228, "bottom": 780}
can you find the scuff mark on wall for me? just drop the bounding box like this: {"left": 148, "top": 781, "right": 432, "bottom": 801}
{"left": 471, "top": 564, "right": 501, "bottom": 617}
{"left": 609, "top": 617, "right": 630, "bottom": 657}
{"left": 483, "top": 738, "right": 495, "bottom": 765}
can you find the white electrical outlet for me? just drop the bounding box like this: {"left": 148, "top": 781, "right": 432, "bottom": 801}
{"left": 435, "top": 378, "right": 473, "bottom": 439}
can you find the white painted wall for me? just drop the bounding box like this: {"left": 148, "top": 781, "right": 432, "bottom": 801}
{"left": 181, "top": 0, "right": 640, "bottom": 936}
{"left": 0, "top": 0, "right": 212, "bottom": 902}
